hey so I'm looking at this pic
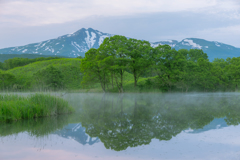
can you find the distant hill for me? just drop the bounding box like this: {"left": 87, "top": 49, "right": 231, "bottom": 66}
{"left": 0, "top": 54, "right": 66, "bottom": 62}
{"left": 0, "top": 28, "right": 240, "bottom": 61}
{"left": 7, "top": 58, "right": 82, "bottom": 90}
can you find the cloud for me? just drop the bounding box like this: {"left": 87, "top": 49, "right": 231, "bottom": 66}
{"left": 194, "top": 25, "right": 240, "bottom": 47}
{"left": 0, "top": 0, "right": 239, "bottom": 26}
{"left": 0, "top": 0, "right": 240, "bottom": 49}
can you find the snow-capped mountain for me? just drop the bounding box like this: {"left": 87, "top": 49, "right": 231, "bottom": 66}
{"left": 151, "top": 40, "right": 179, "bottom": 48}
{"left": 184, "top": 118, "right": 228, "bottom": 134}
{"left": 152, "top": 38, "right": 240, "bottom": 60}
{"left": 0, "top": 28, "right": 113, "bottom": 58}
{"left": 175, "top": 38, "right": 240, "bottom": 61}
{"left": 54, "top": 123, "right": 100, "bottom": 145}
{"left": 0, "top": 28, "right": 240, "bottom": 60}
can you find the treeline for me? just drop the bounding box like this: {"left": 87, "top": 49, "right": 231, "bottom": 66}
{"left": 0, "top": 57, "right": 62, "bottom": 70}
{"left": 0, "top": 53, "right": 64, "bottom": 63}
{"left": 1, "top": 35, "right": 240, "bottom": 93}
{"left": 80, "top": 35, "right": 240, "bottom": 93}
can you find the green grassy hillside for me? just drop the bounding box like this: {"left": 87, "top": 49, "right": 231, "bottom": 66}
{"left": 3, "top": 57, "right": 155, "bottom": 92}
{"left": 0, "top": 54, "right": 66, "bottom": 63}
{"left": 7, "top": 58, "right": 82, "bottom": 90}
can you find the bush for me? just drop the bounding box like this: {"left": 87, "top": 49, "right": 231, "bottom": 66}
{"left": 0, "top": 71, "right": 16, "bottom": 90}
{"left": 33, "top": 65, "right": 64, "bottom": 90}
{"left": 0, "top": 93, "right": 74, "bottom": 122}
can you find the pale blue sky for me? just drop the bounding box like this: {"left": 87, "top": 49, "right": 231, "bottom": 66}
{"left": 0, "top": 0, "right": 240, "bottom": 48}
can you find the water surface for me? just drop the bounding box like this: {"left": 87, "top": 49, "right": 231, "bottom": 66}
{"left": 1, "top": 93, "right": 240, "bottom": 160}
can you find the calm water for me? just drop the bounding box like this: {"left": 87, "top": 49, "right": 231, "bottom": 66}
{"left": 1, "top": 93, "right": 240, "bottom": 160}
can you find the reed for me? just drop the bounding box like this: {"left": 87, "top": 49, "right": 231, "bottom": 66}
{"left": 0, "top": 93, "right": 74, "bottom": 122}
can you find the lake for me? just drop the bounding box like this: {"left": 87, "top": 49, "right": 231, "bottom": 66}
{"left": 1, "top": 92, "right": 240, "bottom": 160}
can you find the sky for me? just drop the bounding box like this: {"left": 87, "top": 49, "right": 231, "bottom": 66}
{"left": 0, "top": 0, "right": 240, "bottom": 49}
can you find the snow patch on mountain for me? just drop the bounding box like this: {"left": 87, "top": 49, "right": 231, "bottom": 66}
{"left": 99, "top": 35, "right": 109, "bottom": 46}
{"left": 151, "top": 40, "right": 178, "bottom": 48}
{"left": 72, "top": 123, "right": 82, "bottom": 132}
{"left": 71, "top": 41, "right": 80, "bottom": 52}
{"left": 85, "top": 31, "right": 96, "bottom": 49}
{"left": 41, "top": 43, "right": 46, "bottom": 48}
{"left": 22, "top": 49, "right": 28, "bottom": 53}
{"left": 151, "top": 43, "right": 161, "bottom": 48}
{"left": 215, "top": 42, "right": 221, "bottom": 47}
{"left": 183, "top": 39, "right": 202, "bottom": 49}
{"left": 170, "top": 44, "right": 176, "bottom": 47}
{"left": 163, "top": 40, "right": 173, "bottom": 43}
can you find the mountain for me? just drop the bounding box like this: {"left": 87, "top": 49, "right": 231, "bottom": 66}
{"left": 54, "top": 123, "right": 100, "bottom": 145}
{"left": 152, "top": 38, "right": 240, "bottom": 60}
{"left": 0, "top": 28, "right": 240, "bottom": 61}
{"left": 0, "top": 28, "right": 113, "bottom": 58}
{"left": 184, "top": 118, "right": 228, "bottom": 134}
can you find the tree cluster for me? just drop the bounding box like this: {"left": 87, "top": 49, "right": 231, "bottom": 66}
{"left": 0, "top": 57, "right": 62, "bottom": 70}
{"left": 81, "top": 35, "right": 231, "bottom": 92}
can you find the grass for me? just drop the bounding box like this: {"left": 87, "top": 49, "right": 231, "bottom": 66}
{"left": 0, "top": 93, "right": 74, "bottom": 122}
{"left": 6, "top": 58, "right": 82, "bottom": 90}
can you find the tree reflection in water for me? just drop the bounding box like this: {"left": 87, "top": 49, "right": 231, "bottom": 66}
{"left": 78, "top": 93, "right": 240, "bottom": 151}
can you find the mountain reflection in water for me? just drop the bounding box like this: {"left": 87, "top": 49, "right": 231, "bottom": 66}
{"left": 73, "top": 93, "right": 240, "bottom": 151}
{"left": 1, "top": 93, "right": 240, "bottom": 160}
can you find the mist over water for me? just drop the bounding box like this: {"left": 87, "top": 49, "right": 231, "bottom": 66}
{"left": 1, "top": 92, "right": 240, "bottom": 160}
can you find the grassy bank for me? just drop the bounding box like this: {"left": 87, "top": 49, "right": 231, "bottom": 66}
{"left": 6, "top": 58, "right": 82, "bottom": 90}
{"left": 0, "top": 93, "right": 74, "bottom": 122}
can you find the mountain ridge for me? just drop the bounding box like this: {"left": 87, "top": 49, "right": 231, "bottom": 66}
{"left": 1, "top": 28, "right": 240, "bottom": 61}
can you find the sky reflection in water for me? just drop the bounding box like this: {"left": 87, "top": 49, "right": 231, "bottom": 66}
{"left": 1, "top": 93, "right": 240, "bottom": 160}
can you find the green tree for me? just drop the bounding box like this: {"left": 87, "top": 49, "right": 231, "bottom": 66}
{"left": 196, "top": 58, "right": 219, "bottom": 91}
{"left": 0, "top": 71, "right": 16, "bottom": 90}
{"left": 126, "top": 39, "right": 152, "bottom": 87}
{"left": 212, "top": 58, "right": 229, "bottom": 69}
{"left": 224, "top": 57, "right": 240, "bottom": 91}
{"left": 98, "top": 35, "right": 129, "bottom": 93}
{"left": 0, "top": 62, "right": 5, "bottom": 70}
{"left": 80, "top": 48, "right": 109, "bottom": 92}
{"left": 34, "top": 65, "right": 64, "bottom": 90}
{"left": 179, "top": 49, "right": 208, "bottom": 62}
{"left": 152, "top": 45, "right": 186, "bottom": 92}
{"left": 176, "top": 61, "right": 198, "bottom": 92}
{"left": 4, "top": 57, "right": 62, "bottom": 70}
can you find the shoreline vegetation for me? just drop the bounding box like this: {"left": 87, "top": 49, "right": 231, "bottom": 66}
{"left": 0, "top": 93, "right": 74, "bottom": 122}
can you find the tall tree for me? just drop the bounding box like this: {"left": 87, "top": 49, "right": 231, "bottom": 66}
{"left": 178, "top": 49, "right": 208, "bottom": 62}
{"left": 153, "top": 45, "right": 186, "bottom": 92}
{"left": 224, "top": 57, "right": 240, "bottom": 91}
{"left": 80, "top": 48, "right": 109, "bottom": 92}
{"left": 196, "top": 58, "right": 219, "bottom": 92}
{"left": 98, "top": 35, "right": 129, "bottom": 93}
{"left": 126, "top": 39, "right": 152, "bottom": 87}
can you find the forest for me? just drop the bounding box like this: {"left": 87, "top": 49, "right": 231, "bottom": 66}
{"left": 0, "top": 35, "right": 240, "bottom": 93}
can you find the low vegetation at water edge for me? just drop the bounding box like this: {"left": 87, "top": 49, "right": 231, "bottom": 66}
{"left": 0, "top": 94, "right": 74, "bottom": 122}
